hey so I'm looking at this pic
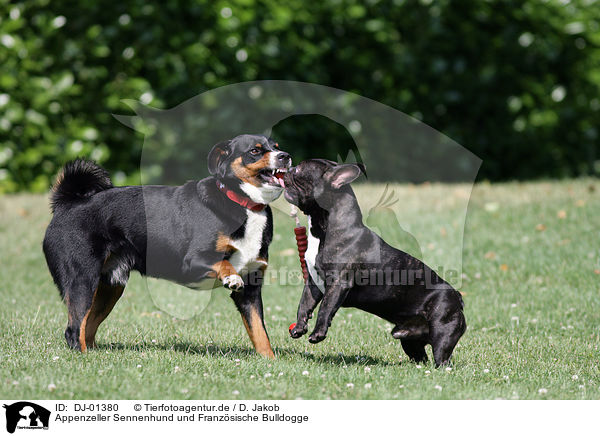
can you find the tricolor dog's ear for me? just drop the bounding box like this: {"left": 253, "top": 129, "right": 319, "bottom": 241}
{"left": 208, "top": 140, "right": 232, "bottom": 178}
{"left": 324, "top": 163, "right": 365, "bottom": 189}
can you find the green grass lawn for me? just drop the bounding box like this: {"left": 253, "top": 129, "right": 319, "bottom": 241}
{"left": 0, "top": 179, "right": 598, "bottom": 400}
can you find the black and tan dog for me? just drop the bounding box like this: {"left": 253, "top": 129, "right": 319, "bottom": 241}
{"left": 284, "top": 159, "right": 466, "bottom": 366}
{"left": 43, "top": 134, "right": 290, "bottom": 358}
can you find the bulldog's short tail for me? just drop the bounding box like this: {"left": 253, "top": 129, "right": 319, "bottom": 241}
{"left": 50, "top": 159, "right": 113, "bottom": 212}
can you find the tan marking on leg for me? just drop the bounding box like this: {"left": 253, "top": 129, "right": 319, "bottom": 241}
{"left": 215, "top": 232, "right": 235, "bottom": 253}
{"left": 79, "top": 283, "right": 124, "bottom": 352}
{"left": 240, "top": 307, "right": 274, "bottom": 358}
{"left": 212, "top": 260, "right": 239, "bottom": 280}
{"left": 256, "top": 257, "right": 268, "bottom": 272}
{"left": 79, "top": 307, "right": 91, "bottom": 352}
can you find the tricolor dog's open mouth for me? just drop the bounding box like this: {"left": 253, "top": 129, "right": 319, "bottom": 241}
{"left": 259, "top": 168, "right": 287, "bottom": 187}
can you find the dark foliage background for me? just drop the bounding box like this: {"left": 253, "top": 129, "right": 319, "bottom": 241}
{"left": 0, "top": 0, "right": 599, "bottom": 191}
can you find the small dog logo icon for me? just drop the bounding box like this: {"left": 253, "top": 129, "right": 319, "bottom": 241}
{"left": 3, "top": 402, "right": 50, "bottom": 433}
{"left": 365, "top": 184, "right": 423, "bottom": 261}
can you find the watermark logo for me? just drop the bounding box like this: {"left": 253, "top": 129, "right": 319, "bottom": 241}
{"left": 3, "top": 402, "right": 50, "bottom": 433}
{"left": 115, "top": 80, "right": 481, "bottom": 318}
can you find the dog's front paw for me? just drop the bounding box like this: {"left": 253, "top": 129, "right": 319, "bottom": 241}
{"left": 308, "top": 331, "right": 327, "bottom": 343}
{"left": 223, "top": 274, "right": 244, "bottom": 292}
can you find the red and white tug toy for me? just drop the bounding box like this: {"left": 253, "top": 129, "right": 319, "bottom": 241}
{"left": 288, "top": 204, "right": 308, "bottom": 334}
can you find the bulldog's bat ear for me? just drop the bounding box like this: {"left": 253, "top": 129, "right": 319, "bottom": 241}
{"left": 208, "top": 140, "right": 232, "bottom": 178}
{"left": 325, "top": 163, "right": 364, "bottom": 189}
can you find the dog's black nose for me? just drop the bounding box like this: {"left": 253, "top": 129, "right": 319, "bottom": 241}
{"left": 277, "top": 152, "right": 291, "bottom": 165}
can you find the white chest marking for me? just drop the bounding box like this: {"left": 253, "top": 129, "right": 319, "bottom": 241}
{"left": 306, "top": 216, "right": 325, "bottom": 292}
{"left": 240, "top": 181, "right": 283, "bottom": 204}
{"left": 229, "top": 209, "right": 268, "bottom": 274}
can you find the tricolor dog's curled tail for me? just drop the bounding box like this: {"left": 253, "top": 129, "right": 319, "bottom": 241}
{"left": 50, "top": 159, "right": 113, "bottom": 212}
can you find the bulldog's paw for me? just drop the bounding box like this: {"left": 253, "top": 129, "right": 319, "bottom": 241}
{"left": 308, "top": 331, "right": 327, "bottom": 343}
{"left": 289, "top": 323, "right": 307, "bottom": 339}
{"left": 223, "top": 274, "right": 244, "bottom": 292}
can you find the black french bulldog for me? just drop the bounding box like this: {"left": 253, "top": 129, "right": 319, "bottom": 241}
{"left": 283, "top": 159, "right": 466, "bottom": 367}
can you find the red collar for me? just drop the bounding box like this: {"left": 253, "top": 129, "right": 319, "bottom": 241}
{"left": 216, "top": 180, "right": 266, "bottom": 212}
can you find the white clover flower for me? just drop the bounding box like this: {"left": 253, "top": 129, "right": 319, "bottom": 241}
{"left": 434, "top": 385, "right": 442, "bottom": 391}
{"left": 220, "top": 7, "right": 232, "bottom": 18}
{"left": 364, "top": 383, "right": 372, "bottom": 389}
{"left": 264, "top": 373, "right": 272, "bottom": 378}
{"left": 232, "top": 390, "right": 240, "bottom": 395}
{"left": 538, "top": 388, "right": 548, "bottom": 394}
{"left": 364, "top": 366, "right": 371, "bottom": 373}
{"left": 48, "top": 383, "right": 56, "bottom": 392}
{"left": 483, "top": 369, "right": 490, "bottom": 374}
{"left": 346, "top": 383, "right": 354, "bottom": 389}
{"left": 572, "top": 375, "right": 579, "bottom": 381}
{"left": 302, "top": 370, "right": 309, "bottom": 376}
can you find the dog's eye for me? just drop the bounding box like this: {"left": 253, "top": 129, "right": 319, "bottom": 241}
{"left": 249, "top": 148, "right": 261, "bottom": 156}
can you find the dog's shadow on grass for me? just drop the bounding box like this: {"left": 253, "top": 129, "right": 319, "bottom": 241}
{"left": 96, "top": 341, "right": 400, "bottom": 367}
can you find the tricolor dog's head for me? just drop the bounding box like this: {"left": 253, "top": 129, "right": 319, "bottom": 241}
{"left": 208, "top": 134, "right": 291, "bottom": 204}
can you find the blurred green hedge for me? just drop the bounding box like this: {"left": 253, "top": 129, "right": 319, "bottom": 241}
{"left": 0, "top": 0, "right": 599, "bottom": 192}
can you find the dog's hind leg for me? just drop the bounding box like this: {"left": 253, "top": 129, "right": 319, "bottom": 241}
{"left": 80, "top": 281, "right": 125, "bottom": 350}
{"left": 62, "top": 251, "right": 127, "bottom": 351}
{"left": 400, "top": 339, "right": 428, "bottom": 363}
{"left": 63, "top": 278, "right": 99, "bottom": 351}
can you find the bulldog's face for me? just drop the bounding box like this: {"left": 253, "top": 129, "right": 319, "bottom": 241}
{"left": 283, "top": 159, "right": 364, "bottom": 213}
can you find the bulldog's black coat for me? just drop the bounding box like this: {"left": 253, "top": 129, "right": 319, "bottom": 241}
{"left": 43, "top": 134, "right": 290, "bottom": 357}
{"left": 284, "top": 159, "right": 466, "bottom": 366}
